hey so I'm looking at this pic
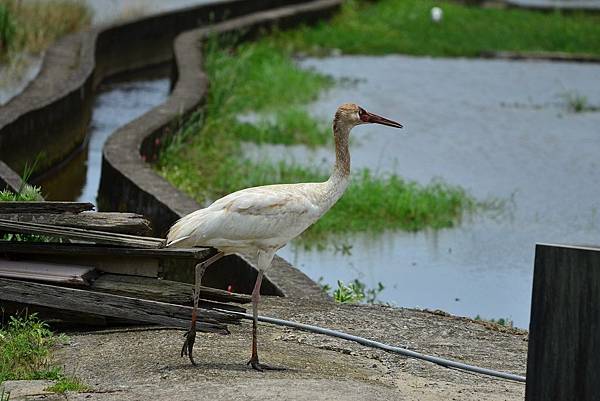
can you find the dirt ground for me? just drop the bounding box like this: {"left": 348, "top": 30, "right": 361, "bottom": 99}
{"left": 25, "top": 297, "right": 528, "bottom": 401}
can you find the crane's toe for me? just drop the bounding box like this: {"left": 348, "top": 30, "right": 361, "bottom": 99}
{"left": 247, "top": 356, "right": 285, "bottom": 372}
{"left": 181, "top": 327, "right": 198, "bottom": 366}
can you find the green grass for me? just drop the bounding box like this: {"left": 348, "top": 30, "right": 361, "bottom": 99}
{"left": 474, "top": 314, "right": 514, "bottom": 328}
{"left": 0, "top": 314, "right": 87, "bottom": 394}
{"left": 0, "top": 186, "right": 41, "bottom": 202}
{"left": 0, "top": 314, "right": 64, "bottom": 383}
{"left": 45, "top": 376, "right": 89, "bottom": 394}
{"left": 157, "top": 38, "right": 477, "bottom": 243}
{"left": 273, "top": 0, "right": 600, "bottom": 57}
{"left": 0, "top": 0, "right": 90, "bottom": 86}
{"left": 320, "top": 279, "right": 385, "bottom": 304}
{"left": 233, "top": 108, "right": 330, "bottom": 147}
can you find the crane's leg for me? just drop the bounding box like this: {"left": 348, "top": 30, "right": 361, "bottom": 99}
{"left": 181, "top": 251, "right": 224, "bottom": 365}
{"left": 247, "top": 250, "right": 282, "bottom": 372}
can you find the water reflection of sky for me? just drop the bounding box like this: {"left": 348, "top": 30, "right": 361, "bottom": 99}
{"left": 40, "top": 70, "right": 169, "bottom": 203}
{"left": 253, "top": 55, "right": 600, "bottom": 328}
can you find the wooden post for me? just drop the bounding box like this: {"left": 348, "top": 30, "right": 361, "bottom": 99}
{"left": 526, "top": 243, "right": 600, "bottom": 401}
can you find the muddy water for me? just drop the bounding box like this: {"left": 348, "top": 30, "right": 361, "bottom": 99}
{"left": 248, "top": 55, "right": 600, "bottom": 328}
{"left": 39, "top": 66, "right": 170, "bottom": 203}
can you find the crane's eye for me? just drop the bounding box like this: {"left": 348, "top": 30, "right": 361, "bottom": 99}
{"left": 358, "top": 107, "right": 368, "bottom": 122}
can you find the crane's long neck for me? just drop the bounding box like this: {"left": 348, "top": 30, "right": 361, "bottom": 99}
{"left": 318, "top": 119, "right": 351, "bottom": 212}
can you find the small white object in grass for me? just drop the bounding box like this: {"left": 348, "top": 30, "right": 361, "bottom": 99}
{"left": 431, "top": 6, "right": 443, "bottom": 23}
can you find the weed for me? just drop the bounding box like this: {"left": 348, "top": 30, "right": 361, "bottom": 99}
{"left": 0, "top": 4, "right": 16, "bottom": 53}
{"left": 0, "top": 0, "right": 90, "bottom": 81}
{"left": 474, "top": 314, "right": 514, "bottom": 328}
{"left": 45, "top": 376, "right": 89, "bottom": 394}
{"left": 560, "top": 91, "right": 599, "bottom": 113}
{"left": 0, "top": 314, "right": 61, "bottom": 383}
{"left": 273, "top": 0, "right": 600, "bottom": 57}
{"left": 0, "top": 314, "right": 84, "bottom": 393}
{"left": 330, "top": 279, "right": 385, "bottom": 304}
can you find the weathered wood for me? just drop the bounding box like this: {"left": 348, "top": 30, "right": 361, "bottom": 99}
{"left": 0, "top": 212, "right": 152, "bottom": 236}
{"left": 526, "top": 243, "right": 600, "bottom": 401}
{"left": 0, "top": 218, "right": 164, "bottom": 248}
{"left": 0, "top": 259, "right": 96, "bottom": 286}
{"left": 92, "top": 274, "right": 251, "bottom": 305}
{"left": 0, "top": 277, "right": 240, "bottom": 334}
{"left": 0, "top": 242, "right": 213, "bottom": 259}
{"left": 0, "top": 161, "right": 38, "bottom": 196}
{"left": 0, "top": 201, "right": 94, "bottom": 214}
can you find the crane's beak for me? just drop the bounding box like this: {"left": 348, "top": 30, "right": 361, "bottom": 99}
{"left": 364, "top": 110, "right": 403, "bottom": 128}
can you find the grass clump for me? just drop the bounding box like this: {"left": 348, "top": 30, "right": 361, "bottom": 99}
{"left": 158, "top": 36, "right": 478, "bottom": 243}
{"left": 474, "top": 314, "right": 514, "bottom": 328}
{"left": 45, "top": 376, "right": 89, "bottom": 394}
{"left": 320, "top": 279, "right": 385, "bottom": 304}
{"left": 0, "top": 314, "right": 87, "bottom": 393}
{"left": 0, "top": 314, "right": 64, "bottom": 383}
{"left": 560, "top": 91, "right": 600, "bottom": 113}
{"left": 274, "top": 0, "right": 600, "bottom": 57}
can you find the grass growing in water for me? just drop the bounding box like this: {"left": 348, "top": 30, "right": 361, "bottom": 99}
{"left": 274, "top": 0, "right": 600, "bottom": 57}
{"left": 157, "top": 38, "right": 477, "bottom": 243}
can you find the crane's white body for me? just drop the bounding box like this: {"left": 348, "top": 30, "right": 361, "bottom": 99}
{"left": 167, "top": 104, "right": 402, "bottom": 369}
{"left": 166, "top": 174, "right": 349, "bottom": 260}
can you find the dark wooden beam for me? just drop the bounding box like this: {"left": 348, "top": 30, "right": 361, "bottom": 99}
{"left": 0, "top": 242, "right": 213, "bottom": 259}
{"left": 0, "top": 212, "right": 152, "bottom": 236}
{"left": 526, "top": 243, "right": 600, "bottom": 401}
{"left": 0, "top": 278, "right": 240, "bottom": 334}
{"left": 91, "top": 274, "right": 251, "bottom": 305}
{"left": 0, "top": 218, "right": 164, "bottom": 248}
{"left": 0, "top": 201, "right": 94, "bottom": 214}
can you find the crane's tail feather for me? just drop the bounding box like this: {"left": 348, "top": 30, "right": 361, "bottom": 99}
{"left": 165, "top": 235, "right": 192, "bottom": 248}
{"left": 166, "top": 209, "right": 208, "bottom": 248}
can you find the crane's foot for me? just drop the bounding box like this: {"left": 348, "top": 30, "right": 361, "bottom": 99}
{"left": 181, "top": 325, "right": 198, "bottom": 366}
{"left": 247, "top": 355, "right": 285, "bottom": 372}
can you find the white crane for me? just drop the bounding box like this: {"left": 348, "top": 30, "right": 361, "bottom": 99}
{"left": 166, "top": 103, "right": 402, "bottom": 371}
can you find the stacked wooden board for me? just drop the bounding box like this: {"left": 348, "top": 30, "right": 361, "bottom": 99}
{"left": 0, "top": 201, "right": 247, "bottom": 332}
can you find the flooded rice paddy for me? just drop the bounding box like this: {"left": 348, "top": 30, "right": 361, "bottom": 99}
{"left": 247, "top": 55, "right": 600, "bottom": 328}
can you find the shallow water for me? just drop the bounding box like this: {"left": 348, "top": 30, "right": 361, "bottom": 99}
{"left": 249, "top": 55, "right": 600, "bottom": 328}
{"left": 40, "top": 67, "right": 170, "bottom": 203}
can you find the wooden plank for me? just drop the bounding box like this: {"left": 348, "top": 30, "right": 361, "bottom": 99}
{"left": 0, "top": 202, "right": 94, "bottom": 214}
{"left": 525, "top": 243, "right": 600, "bottom": 401}
{"left": 92, "top": 274, "right": 251, "bottom": 305}
{"left": 0, "top": 242, "right": 213, "bottom": 259}
{"left": 0, "top": 277, "right": 240, "bottom": 334}
{"left": 0, "top": 259, "right": 96, "bottom": 286}
{"left": 0, "top": 218, "right": 164, "bottom": 248}
{"left": 0, "top": 212, "right": 152, "bottom": 236}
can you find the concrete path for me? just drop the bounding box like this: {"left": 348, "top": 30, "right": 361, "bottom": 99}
{"left": 47, "top": 298, "right": 527, "bottom": 401}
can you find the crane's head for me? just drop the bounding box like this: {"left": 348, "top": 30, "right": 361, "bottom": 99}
{"left": 335, "top": 103, "right": 403, "bottom": 131}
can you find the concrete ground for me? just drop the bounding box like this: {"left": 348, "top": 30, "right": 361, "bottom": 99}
{"left": 31, "top": 297, "right": 529, "bottom": 401}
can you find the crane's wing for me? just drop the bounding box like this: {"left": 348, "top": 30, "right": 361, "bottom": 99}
{"left": 167, "top": 185, "right": 321, "bottom": 247}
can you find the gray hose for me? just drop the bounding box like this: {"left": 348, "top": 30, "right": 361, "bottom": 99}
{"left": 215, "top": 308, "right": 526, "bottom": 383}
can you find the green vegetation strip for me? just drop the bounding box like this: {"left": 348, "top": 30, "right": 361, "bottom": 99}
{"left": 273, "top": 0, "right": 600, "bottom": 57}
{"left": 0, "top": 0, "right": 90, "bottom": 78}
{"left": 157, "top": 38, "right": 476, "bottom": 243}
{"left": 0, "top": 314, "right": 87, "bottom": 392}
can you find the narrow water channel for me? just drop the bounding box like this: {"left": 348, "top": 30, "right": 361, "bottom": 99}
{"left": 38, "top": 65, "right": 170, "bottom": 203}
